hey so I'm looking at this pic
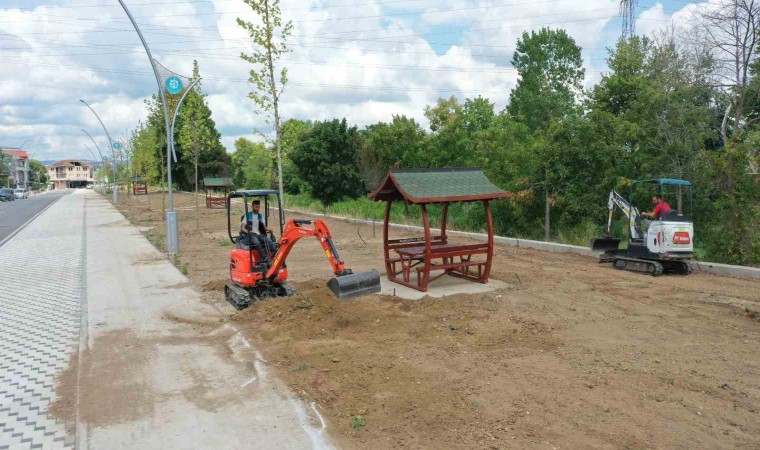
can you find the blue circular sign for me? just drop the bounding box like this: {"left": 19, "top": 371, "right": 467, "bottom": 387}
{"left": 113, "top": 142, "right": 121, "bottom": 150}
{"left": 165, "top": 76, "right": 183, "bottom": 95}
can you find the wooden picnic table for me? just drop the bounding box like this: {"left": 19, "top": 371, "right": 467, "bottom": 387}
{"left": 394, "top": 242, "right": 490, "bottom": 286}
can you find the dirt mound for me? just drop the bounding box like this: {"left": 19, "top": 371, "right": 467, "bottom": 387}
{"left": 202, "top": 279, "right": 228, "bottom": 292}
{"left": 231, "top": 280, "right": 566, "bottom": 449}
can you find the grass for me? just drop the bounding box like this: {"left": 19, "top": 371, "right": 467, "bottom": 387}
{"left": 217, "top": 237, "right": 232, "bottom": 247}
{"left": 351, "top": 415, "right": 365, "bottom": 430}
{"left": 289, "top": 361, "right": 311, "bottom": 372}
{"left": 172, "top": 254, "right": 189, "bottom": 275}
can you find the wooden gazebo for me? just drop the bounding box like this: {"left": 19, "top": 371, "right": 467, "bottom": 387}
{"left": 203, "top": 177, "right": 234, "bottom": 209}
{"left": 369, "top": 168, "right": 511, "bottom": 292}
{"left": 131, "top": 176, "right": 148, "bottom": 195}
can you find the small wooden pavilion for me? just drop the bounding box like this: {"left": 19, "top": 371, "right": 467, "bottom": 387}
{"left": 131, "top": 176, "right": 148, "bottom": 195}
{"left": 203, "top": 177, "right": 234, "bottom": 209}
{"left": 369, "top": 168, "right": 511, "bottom": 292}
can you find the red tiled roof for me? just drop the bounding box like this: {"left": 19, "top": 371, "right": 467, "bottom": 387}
{"left": 1, "top": 149, "right": 28, "bottom": 159}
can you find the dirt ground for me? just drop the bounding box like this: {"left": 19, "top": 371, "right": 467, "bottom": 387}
{"left": 116, "top": 192, "right": 760, "bottom": 449}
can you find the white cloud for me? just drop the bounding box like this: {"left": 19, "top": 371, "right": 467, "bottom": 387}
{"left": 1, "top": 0, "right": 629, "bottom": 161}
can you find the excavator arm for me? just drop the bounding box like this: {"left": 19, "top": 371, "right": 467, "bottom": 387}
{"left": 265, "top": 219, "right": 381, "bottom": 299}
{"left": 591, "top": 190, "right": 642, "bottom": 252}
{"left": 265, "top": 219, "right": 349, "bottom": 279}
{"left": 605, "top": 190, "right": 642, "bottom": 240}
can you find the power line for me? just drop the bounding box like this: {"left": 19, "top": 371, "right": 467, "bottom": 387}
{"left": 0, "top": 56, "right": 522, "bottom": 94}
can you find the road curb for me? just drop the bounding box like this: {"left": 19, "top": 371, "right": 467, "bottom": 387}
{"left": 284, "top": 208, "right": 759, "bottom": 280}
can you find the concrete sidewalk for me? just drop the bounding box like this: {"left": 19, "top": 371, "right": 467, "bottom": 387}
{"left": 0, "top": 190, "right": 332, "bottom": 449}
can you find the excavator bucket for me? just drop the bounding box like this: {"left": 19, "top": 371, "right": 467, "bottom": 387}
{"left": 590, "top": 237, "right": 622, "bottom": 252}
{"left": 327, "top": 270, "right": 382, "bottom": 300}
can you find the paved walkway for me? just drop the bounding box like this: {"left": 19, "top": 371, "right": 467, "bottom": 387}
{"left": 1, "top": 190, "right": 331, "bottom": 449}
{"left": 0, "top": 191, "right": 82, "bottom": 449}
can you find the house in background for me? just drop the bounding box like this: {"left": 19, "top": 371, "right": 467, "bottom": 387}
{"left": 47, "top": 160, "right": 94, "bottom": 189}
{"left": 1, "top": 148, "right": 29, "bottom": 189}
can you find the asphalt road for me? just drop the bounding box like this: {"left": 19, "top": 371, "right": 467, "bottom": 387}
{"left": 0, "top": 189, "right": 72, "bottom": 247}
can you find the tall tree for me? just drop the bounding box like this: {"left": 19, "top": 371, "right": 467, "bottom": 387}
{"left": 237, "top": 0, "right": 293, "bottom": 203}
{"left": 178, "top": 61, "right": 219, "bottom": 230}
{"left": 508, "top": 27, "right": 585, "bottom": 131}
{"left": 231, "top": 137, "right": 270, "bottom": 189}
{"left": 507, "top": 27, "right": 585, "bottom": 240}
{"left": 359, "top": 115, "right": 427, "bottom": 189}
{"left": 290, "top": 119, "right": 364, "bottom": 206}
{"left": 280, "top": 119, "right": 313, "bottom": 194}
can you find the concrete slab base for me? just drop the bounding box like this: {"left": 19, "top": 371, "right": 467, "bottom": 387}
{"left": 378, "top": 272, "right": 509, "bottom": 300}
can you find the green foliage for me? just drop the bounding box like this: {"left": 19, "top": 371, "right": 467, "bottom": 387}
{"left": 28, "top": 159, "right": 48, "bottom": 188}
{"left": 508, "top": 27, "right": 585, "bottom": 131}
{"left": 358, "top": 115, "right": 426, "bottom": 189}
{"left": 177, "top": 60, "right": 227, "bottom": 191}
{"left": 232, "top": 137, "right": 270, "bottom": 188}
{"left": 290, "top": 119, "right": 365, "bottom": 205}
{"left": 280, "top": 119, "right": 313, "bottom": 194}
{"left": 351, "top": 416, "right": 365, "bottom": 430}
{"left": 236, "top": 0, "right": 292, "bottom": 123}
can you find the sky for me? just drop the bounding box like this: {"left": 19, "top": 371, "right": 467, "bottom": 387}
{"left": 0, "top": 0, "right": 714, "bottom": 162}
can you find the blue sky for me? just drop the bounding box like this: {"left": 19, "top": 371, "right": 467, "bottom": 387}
{"left": 0, "top": 0, "right": 708, "bottom": 162}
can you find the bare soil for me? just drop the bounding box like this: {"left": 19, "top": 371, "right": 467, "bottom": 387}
{"left": 116, "top": 192, "right": 760, "bottom": 449}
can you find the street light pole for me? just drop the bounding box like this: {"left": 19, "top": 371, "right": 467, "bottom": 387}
{"left": 80, "top": 100, "right": 118, "bottom": 204}
{"left": 117, "top": 0, "right": 179, "bottom": 255}
{"left": 83, "top": 144, "right": 104, "bottom": 192}
{"left": 82, "top": 129, "right": 108, "bottom": 195}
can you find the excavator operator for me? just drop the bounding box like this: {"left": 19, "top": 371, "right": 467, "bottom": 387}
{"left": 240, "top": 199, "right": 275, "bottom": 263}
{"left": 642, "top": 194, "right": 671, "bottom": 220}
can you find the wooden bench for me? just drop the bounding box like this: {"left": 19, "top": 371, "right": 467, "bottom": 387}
{"left": 394, "top": 242, "right": 489, "bottom": 286}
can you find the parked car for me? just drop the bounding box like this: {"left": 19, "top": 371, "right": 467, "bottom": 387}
{"left": 0, "top": 188, "right": 15, "bottom": 202}
{"left": 14, "top": 188, "right": 28, "bottom": 199}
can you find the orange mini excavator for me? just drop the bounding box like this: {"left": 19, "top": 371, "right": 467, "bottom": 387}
{"left": 224, "top": 190, "right": 381, "bottom": 309}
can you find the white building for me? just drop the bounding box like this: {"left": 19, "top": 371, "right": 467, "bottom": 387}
{"left": 47, "top": 160, "right": 95, "bottom": 189}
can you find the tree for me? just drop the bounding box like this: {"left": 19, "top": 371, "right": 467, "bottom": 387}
{"left": 279, "top": 119, "right": 313, "bottom": 194}
{"left": 696, "top": 0, "right": 760, "bottom": 144}
{"left": 359, "top": 115, "right": 427, "bottom": 189}
{"left": 0, "top": 152, "right": 11, "bottom": 187}
{"left": 290, "top": 119, "right": 364, "bottom": 205}
{"left": 178, "top": 60, "right": 221, "bottom": 229}
{"left": 508, "top": 27, "right": 585, "bottom": 131}
{"left": 237, "top": 0, "right": 293, "bottom": 203}
{"left": 231, "top": 137, "right": 270, "bottom": 189}
{"left": 507, "top": 27, "right": 585, "bottom": 240}
{"left": 28, "top": 160, "right": 48, "bottom": 190}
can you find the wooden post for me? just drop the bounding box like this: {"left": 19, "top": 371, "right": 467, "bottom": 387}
{"left": 382, "top": 200, "right": 393, "bottom": 279}
{"left": 483, "top": 200, "right": 494, "bottom": 282}
{"left": 420, "top": 203, "right": 431, "bottom": 291}
{"left": 441, "top": 202, "right": 449, "bottom": 243}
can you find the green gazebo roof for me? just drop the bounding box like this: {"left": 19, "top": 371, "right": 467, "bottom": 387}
{"left": 203, "top": 177, "right": 234, "bottom": 187}
{"left": 369, "top": 168, "right": 511, "bottom": 204}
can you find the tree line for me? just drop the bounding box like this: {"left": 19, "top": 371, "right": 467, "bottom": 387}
{"left": 128, "top": 3, "right": 760, "bottom": 266}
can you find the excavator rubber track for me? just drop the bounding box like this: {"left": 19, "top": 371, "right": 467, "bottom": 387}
{"left": 611, "top": 256, "right": 664, "bottom": 275}
{"left": 225, "top": 282, "right": 296, "bottom": 310}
